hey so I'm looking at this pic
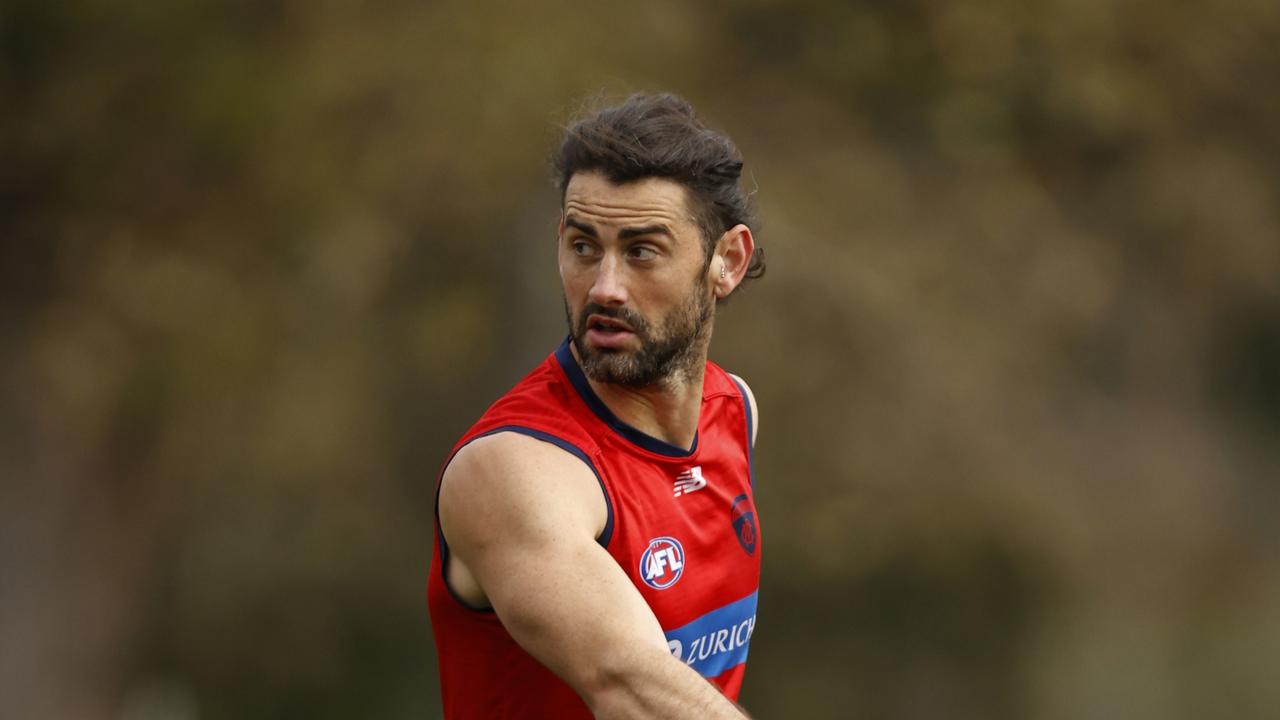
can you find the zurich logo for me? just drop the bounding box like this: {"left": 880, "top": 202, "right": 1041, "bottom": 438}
{"left": 640, "top": 536, "right": 685, "bottom": 590}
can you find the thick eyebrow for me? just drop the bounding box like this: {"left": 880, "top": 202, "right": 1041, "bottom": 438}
{"left": 563, "top": 217, "right": 598, "bottom": 238}
{"left": 618, "top": 224, "right": 674, "bottom": 241}
{"left": 563, "top": 217, "right": 675, "bottom": 242}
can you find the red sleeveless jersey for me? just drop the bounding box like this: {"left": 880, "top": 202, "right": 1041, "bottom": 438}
{"left": 428, "top": 338, "right": 762, "bottom": 719}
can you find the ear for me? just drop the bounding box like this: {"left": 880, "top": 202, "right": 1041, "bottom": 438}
{"left": 712, "top": 224, "right": 755, "bottom": 299}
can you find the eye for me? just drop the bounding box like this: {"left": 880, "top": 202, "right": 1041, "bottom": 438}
{"left": 570, "top": 239, "right": 595, "bottom": 257}
{"left": 628, "top": 245, "right": 657, "bottom": 261}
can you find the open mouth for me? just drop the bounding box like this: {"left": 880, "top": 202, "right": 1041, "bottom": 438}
{"left": 587, "top": 314, "right": 635, "bottom": 335}
{"left": 583, "top": 313, "right": 639, "bottom": 349}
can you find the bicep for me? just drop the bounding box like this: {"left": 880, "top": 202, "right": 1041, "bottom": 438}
{"left": 438, "top": 434, "right": 668, "bottom": 693}
{"left": 483, "top": 522, "right": 669, "bottom": 681}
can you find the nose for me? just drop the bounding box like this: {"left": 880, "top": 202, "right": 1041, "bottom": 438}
{"left": 587, "top": 253, "right": 628, "bottom": 307}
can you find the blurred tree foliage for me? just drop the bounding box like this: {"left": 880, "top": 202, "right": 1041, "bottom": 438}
{"left": 2, "top": 1, "right": 1278, "bottom": 719}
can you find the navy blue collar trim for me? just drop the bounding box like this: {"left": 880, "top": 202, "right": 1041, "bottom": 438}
{"left": 554, "top": 337, "right": 698, "bottom": 458}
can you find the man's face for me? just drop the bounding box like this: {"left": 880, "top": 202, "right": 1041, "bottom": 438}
{"left": 559, "top": 171, "right": 716, "bottom": 387}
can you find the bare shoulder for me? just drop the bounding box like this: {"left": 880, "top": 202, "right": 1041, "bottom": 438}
{"left": 440, "top": 431, "right": 607, "bottom": 546}
{"left": 727, "top": 373, "right": 759, "bottom": 447}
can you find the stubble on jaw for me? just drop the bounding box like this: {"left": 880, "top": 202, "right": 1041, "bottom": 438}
{"left": 564, "top": 280, "right": 714, "bottom": 389}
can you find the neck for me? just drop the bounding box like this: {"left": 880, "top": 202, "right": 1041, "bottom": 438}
{"left": 571, "top": 340, "right": 710, "bottom": 451}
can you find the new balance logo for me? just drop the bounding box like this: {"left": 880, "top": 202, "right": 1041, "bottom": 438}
{"left": 673, "top": 466, "right": 707, "bottom": 497}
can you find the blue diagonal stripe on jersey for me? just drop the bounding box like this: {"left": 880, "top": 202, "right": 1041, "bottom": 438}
{"left": 664, "top": 590, "right": 758, "bottom": 678}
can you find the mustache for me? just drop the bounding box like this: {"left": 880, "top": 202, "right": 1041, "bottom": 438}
{"left": 577, "top": 303, "right": 648, "bottom": 335}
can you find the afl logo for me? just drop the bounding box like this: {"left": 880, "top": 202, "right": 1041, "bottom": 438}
{"left": 640, "top": 536, "right": 685, "bottom": 590}
{"left": 731, "top": 494, "right": 757, "bottom": 555}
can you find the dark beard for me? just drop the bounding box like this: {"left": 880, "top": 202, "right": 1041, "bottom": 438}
{"left": 565, "top": 283, "right": 713, "bottom": 388}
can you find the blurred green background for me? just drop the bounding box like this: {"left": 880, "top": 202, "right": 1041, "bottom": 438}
{"left": 3, "top": 1, "right": 1279, "bottom": 718}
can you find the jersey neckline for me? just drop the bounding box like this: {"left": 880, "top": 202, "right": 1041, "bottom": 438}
{"left": 554, "top": 336, "right": 699, "bottom": 458}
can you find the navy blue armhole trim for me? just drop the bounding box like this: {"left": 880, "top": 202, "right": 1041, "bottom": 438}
{"left": 435, "top": 425, "right": 615, "bottom": 613}
{"left": 554, "top": 337, "right": 698, "bottom": 458}
{"left": 728, "top": 376, "right": 756, "bottom": 488}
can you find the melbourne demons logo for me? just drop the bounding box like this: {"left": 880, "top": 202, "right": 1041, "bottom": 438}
{"left": 730, "top": 494, "right": 757, "bottom": 555}
{"left": 639, "top": 536, "right": 685, "bottom": 590}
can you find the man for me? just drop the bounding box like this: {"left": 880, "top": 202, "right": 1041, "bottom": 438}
{"left": 428, "top": 93, "right": 766, "bottom": 719}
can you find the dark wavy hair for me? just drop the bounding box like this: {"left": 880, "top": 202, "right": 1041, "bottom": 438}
{"left": 553, "top": 93, "right": 765, "bottom": 287}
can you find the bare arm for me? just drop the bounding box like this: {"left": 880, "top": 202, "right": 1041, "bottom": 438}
{"left": 439, "top": 432, "right": 747, "bottom": 719}
{"left": 728, "top": 373, "right": 759, "bottom": 447}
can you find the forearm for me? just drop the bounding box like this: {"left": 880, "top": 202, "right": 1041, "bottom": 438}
{"left": 580, "top": 645, "right": 747, "bottom": 720}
